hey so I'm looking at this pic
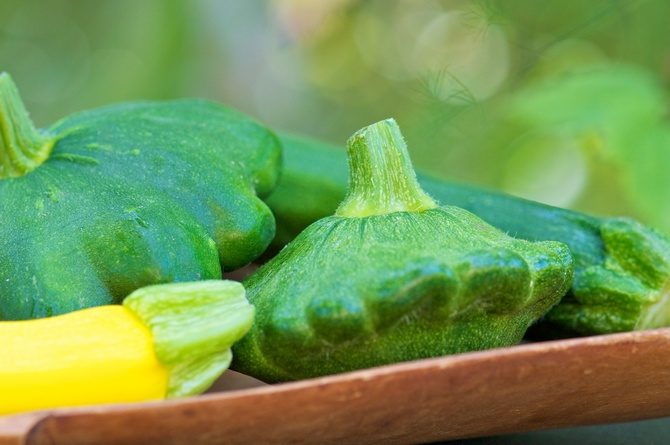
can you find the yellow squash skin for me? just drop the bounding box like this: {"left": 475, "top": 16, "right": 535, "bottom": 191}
{"left": 0, "top": 305, "right": 169, "bottom": 415}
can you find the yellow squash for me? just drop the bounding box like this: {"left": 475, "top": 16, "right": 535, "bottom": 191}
{"left": 0, "top": 280, "right": 254, "bottom": 415}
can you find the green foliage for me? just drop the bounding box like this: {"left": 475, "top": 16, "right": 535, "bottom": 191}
{"left": 4, "top": 1, "right": 670, "bottom": 231}
{"left": 493, "top": 64, "right": 670, "bottom": 234}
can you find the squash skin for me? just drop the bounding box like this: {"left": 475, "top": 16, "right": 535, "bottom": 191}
{"left": 264, "top": 133, "right": 670, "bottom": 337}
{"left": 0, "top": 99, "right": 281, "bottom": 320}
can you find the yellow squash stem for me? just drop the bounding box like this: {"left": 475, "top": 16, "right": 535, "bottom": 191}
{"left": 0, "top": 280, "right": 254, "bottom": 416}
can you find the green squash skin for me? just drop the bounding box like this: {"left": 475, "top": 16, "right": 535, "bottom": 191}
{"left": 0, "top": 99, "right": 281, "bottom": 320}
{"left": 232, "top": 207, "right": 573, "bottom": 382}
{"left": 265, "top": 134, "right": 670, "bottom": 337}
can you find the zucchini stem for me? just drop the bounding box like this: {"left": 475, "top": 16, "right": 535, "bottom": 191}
{"left": 0, "top": 72, "right": 55, "bottom": 180}
{"left": 336, "top": 118, "right": 437, "bottom": 218}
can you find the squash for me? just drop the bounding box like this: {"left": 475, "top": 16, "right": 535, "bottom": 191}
{"left": 232, "top": 119, "right": 572, "bottom": 382}
{"left": 0, "top": 280, "right": 254, "bottom": 415}
{"left": 0, "top": 72, "right": 281, "bottom": 320}
{"left": 264, "top": 131, "right": 670, "bottom": 337}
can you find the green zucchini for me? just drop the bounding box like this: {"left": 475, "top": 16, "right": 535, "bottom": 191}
{"left": 266, "top": 132, "right": 670, "bottom": 337}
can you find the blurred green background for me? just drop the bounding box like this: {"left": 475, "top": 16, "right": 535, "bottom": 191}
{"left": 3, "top": 0, "right": 670, "bottom": 234}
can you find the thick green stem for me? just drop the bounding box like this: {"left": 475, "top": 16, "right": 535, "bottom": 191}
{"left": 0, "top": 72, "right": 55, "bottom": 180}
{"left": 336, "top": 118, "right": 437, "bottom": 218}
{"left": 123, "top": 280, "right": 255, "bottom": 398}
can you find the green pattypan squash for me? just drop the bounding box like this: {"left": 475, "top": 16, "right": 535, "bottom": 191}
{"left": 0, "top": 73, "right": 280, "bottom": 320}
{"left": 266, "top": 129, "right": 670, "bottom": 338}
{"left": 231, "top": 119, "right": 573, "bottom": 382}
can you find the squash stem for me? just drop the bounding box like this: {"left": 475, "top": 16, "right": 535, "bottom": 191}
{"left": 0, "top": 72, "right": 55, "bottom": 180}
{"left": 336, "top": 118, "right": 437, "bottom": 218}
{"left": 123, "top": 280, "right": 255, "bottom": 398}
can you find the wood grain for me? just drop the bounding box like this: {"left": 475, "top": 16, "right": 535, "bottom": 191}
{"left": 2, "top": 328, "right": 670, "bottom": 445}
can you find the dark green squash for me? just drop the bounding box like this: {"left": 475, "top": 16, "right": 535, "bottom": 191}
{"left": 0, "top": 73, "right": 281, "bottom": 320}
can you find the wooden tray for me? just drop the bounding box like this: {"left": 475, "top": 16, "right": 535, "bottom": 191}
{"left": 2, "top": 328, "right": 670, "bottom": 445}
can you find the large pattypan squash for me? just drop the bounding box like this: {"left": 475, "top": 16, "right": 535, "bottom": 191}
{"left": 0, "top": 73, "right": 280, "bottom": 320}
